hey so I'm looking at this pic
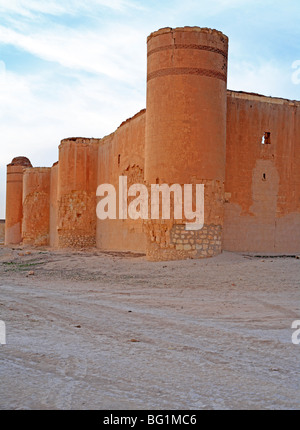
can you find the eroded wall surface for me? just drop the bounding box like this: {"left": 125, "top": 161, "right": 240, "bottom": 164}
{"left": 22, "top": 167, "right": 51, "bottom": 246}
{"left": 96, "top": 110, "right": 147, "bottom": 252}
{"left": 224, "top": 91, "right": 300, "bottom": 253}
{"left": 57, "top": 138, "right": 99, "bottom": 248}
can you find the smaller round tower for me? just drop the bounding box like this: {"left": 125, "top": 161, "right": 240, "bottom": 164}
{"left": 57, "top": 138, "right": 98, "bottom": 248}
{"left": 22, "top": 167, "right": 51, "bottom": 246}
{"left": 5, "top": 156, "right": 32, "bottom": 245}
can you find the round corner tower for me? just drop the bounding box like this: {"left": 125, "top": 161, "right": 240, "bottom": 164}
{"left": 57, "top": 137, "right": 98, "bottom": 248}
{"left": 22, "top": 167, "right": 51, "bottom": 246}
{"left": 5, "top": 156, "right": 32, "bottom": 245}
{"left": 144, "top": 26, "right": 228, "bottom": 260}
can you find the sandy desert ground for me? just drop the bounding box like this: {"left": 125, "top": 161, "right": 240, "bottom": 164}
{"left": 0, "top": 246, "right": 299, "bottom": 410}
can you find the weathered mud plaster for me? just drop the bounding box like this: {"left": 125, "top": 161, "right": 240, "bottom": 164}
{"left": 4, "top": 27, "right": 300, "bottom": 259}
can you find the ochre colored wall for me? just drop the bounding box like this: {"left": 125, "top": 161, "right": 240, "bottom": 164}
{"left": 5, "top": 157, "right": 32, "bottom": 245}
{"left": 144, "top": 27, "right": 228, "bottom": 260}
{"left": 96, "top": 110, "right": 146, "bottom": 252}
{"left": 224, "top": 91, "right": 300, "bottom": 253}
{"left": 57, "top": 138, "right": 99, "bottom": 248}
{"left": 22, "top": 167, "right": 51, "bottom": 246}
{"left": 4, "top": 27, "right": 300, "bottom": 259}
{"left": 49, "top": 162, "right": 59, "bottom": 248}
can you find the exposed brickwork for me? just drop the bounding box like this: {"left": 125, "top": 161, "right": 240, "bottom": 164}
{"left": 57, "top": 138, "right": 98, "bottom": 249}
{"left": 58, "top": 191, "right": 96, "bottom": 248}
{"left": 22, "top": 168, "right": 51, "bottom": 246}
{"left": 145, "top": 223, "right": 222, "bottom": 261}
{"left": 22, "top": 191, "right": 50, "bottom": 246}
{"left": 144, "top": 179, "right": 224, "bottom": 260}
{"left": 171, "top": 224, "right": 222, "bottom": 253}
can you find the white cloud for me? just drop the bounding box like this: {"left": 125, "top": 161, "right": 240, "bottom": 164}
{"left": 0, "top": 65, "right": 145, "bottom": 218}
{"left": 0, "top": 59, "right": 5, "bottom": 75}
{"left": 0, "top": 23, "right": 146, "bottom": 83}
{"left": 167, "top": 0, "right": 263, "bottom": 19}
{"left": 292, "top": 60, "right": 300, "bottom": 85}
{"left": 0, "top": 67, "right": 145, "bottom": 159}
{"left": 228, "top": 59, "right": 300, "bottom": 100}
{"left": 0, "top": 1, "right": 147, "bottom": 218}
{"left": 0, "top": 0, "right": 140, "bottom": 17}
{"left": 0, "top": 0, "right": 64, "bottom": 17}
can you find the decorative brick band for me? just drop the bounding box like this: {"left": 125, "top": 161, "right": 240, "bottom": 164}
{"left": 147, "top": 44, "right": 228, "bottom": 59}
{"left": 7, "top": 172, "right": 23, "bottom": 175}
{"left": 147, "top": 67, "right": 227, "bottom": 83}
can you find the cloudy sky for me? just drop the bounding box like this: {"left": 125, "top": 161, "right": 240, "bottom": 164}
{"left": 0, "top": 0, "right": 299, "bottom": 218}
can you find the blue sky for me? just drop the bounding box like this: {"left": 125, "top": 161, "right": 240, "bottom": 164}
{"left": 0, "top": 0, "right": 299, "bottom": 218}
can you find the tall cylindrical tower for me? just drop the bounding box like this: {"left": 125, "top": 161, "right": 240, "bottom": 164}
{"left": 5, "top": 156, "right": 32, "bottom": 245}
{"left": 144, "top": 27, "right": 228, "bottom": 260}
{"left": 22, "top": 167, "right": 51, "bottom": 246}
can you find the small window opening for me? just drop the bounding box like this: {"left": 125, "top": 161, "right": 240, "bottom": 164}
{"left": 261, "top": 132, "right": 271, "bottom": 145}
{"left": 118, "top": 154, "right": 121, "bottom": 166}
{"left": 262, "top": 173, "right": 266, "bottom": 181}
{"left": 156, "top": 178, "right": 159, "bottom": 184}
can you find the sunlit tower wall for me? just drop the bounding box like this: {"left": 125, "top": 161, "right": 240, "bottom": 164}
{"left": 5, "top": 156, "right": 32, "bottom": 245}
{"left": 144, "top": 27, "right": 228, "bottom": 260}
{"left": 49, "top": 162, "right": 59, "bottom": 248}
{"left": 57, "top": 138, "right": 98, "bottom": 248}
{"left": 22, "top": 167, "right": 51, "bottom": 246}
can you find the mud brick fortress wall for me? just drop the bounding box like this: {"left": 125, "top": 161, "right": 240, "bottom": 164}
{"left": 4, "top": 27, "right": 300, "bottom": 260}
{"left": 224, "top": 91, "right": 300, "bottom": 253}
